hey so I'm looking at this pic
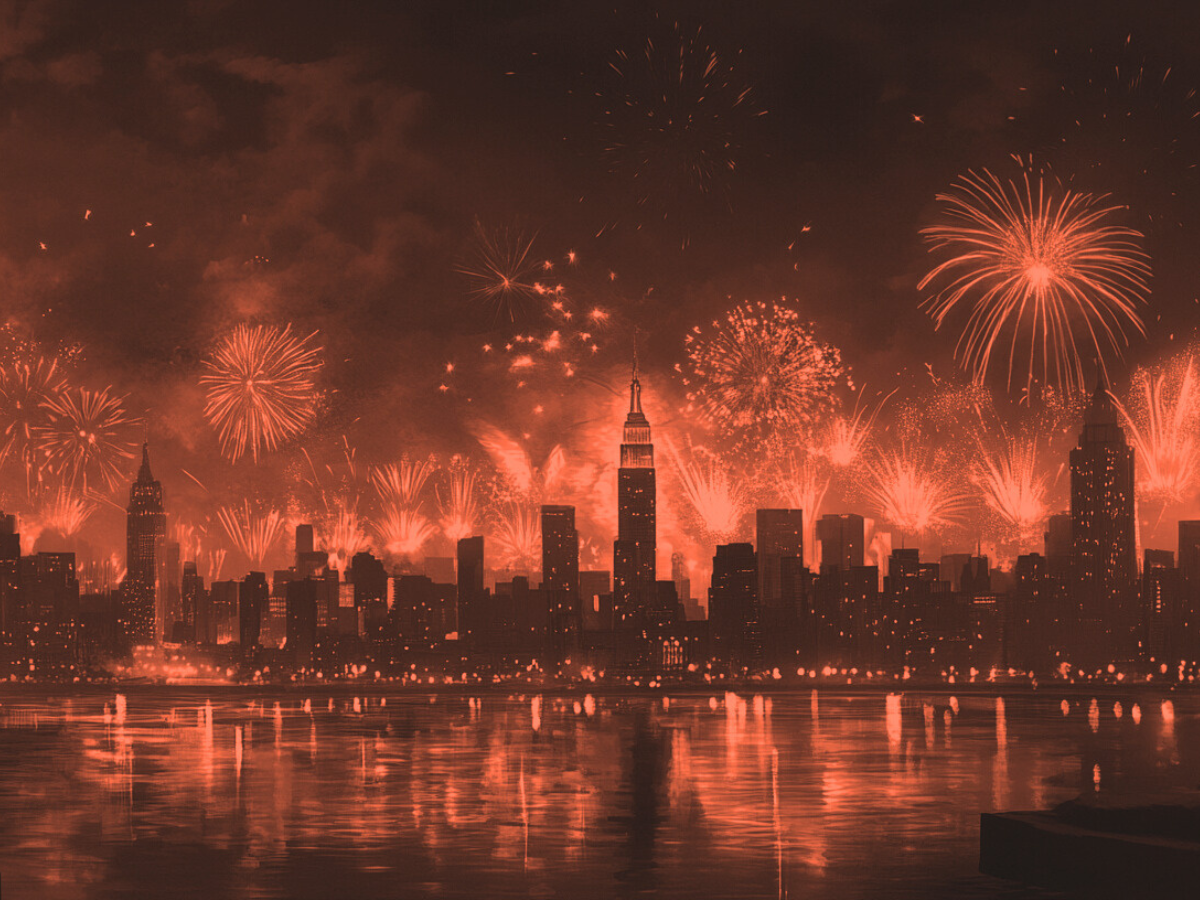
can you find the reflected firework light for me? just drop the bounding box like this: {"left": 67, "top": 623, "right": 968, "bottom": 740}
{"left": 683, "top": 299, "right": 846, "bottom": 454}
{"left": 920, "top": 161, "right": 1151, "bottom": 394}
{"left": 1113, "top": 353, "right": 1200, "bottom": 505}
{"left": 36, "top": 385, "right": 140, "bottom": 493}
{"left": 201, "top": 323, "right": 323, "bottom": 464}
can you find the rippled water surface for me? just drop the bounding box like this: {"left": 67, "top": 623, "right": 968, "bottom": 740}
{"left": 0, "top": 686, "right": 1197, "bottom": 899}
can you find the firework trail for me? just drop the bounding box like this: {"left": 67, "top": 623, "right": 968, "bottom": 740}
{"left": 37, "top": 488, "right": 95, "bottom": 538}
{"left": 683, "top": 299, "right": 845, "bottom": 453}
{"left": 323, "top": 507, "right": 370, "bottom": 574}
{"left": 919, "top": 164, "right": 1151, "bottom": 394}
{"left": 437, "top": 459, "right": 478, "bottom": 543}
{"left": 172, "top": 521, "right": 204, "bottom": 564}
{"left": 666, "top": 439, "right": 747, "bottom": 540}
{"left": 217, "top": 501, "right": 286, "bottom": 570}
{"left": 819, "top": 388, "right": 894, "bottom": 467}
{"left": 201, "top": 323, "right": 322, "bottom": 463}
{"left": 972, "top": 435, "right": 1049, "bottom": 539}
{"left": 371, "top": 457, "right": 436, "bottom": 508}
{"left": 865, "top": 445, "right": 970, "bottom": 536}
{"left": 1113, "top": 356, "right": 1200, "bottom": 505}
{"left": 598, "top": 16, "right": 763, "bottom": 237}
{"left": 36, "top": 386, "right": 139, "bottom": 492}
{"left": 491, "top": 502, "right": 541, "bottom": 571}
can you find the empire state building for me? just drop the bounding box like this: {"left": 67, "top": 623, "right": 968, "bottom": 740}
{"left": 123, "top": 443, "right": 166, "bottom": 645}
{"left": 613, "top": 356, "right": 656, "bottom": 628}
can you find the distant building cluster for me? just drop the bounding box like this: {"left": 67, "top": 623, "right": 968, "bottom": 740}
{"left": 1, "top": 369, "right": 1197, "bottom": 682}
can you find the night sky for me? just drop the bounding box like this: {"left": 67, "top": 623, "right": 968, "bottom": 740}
{"left": 4, "top": 0, "right": 1200, "bottom": 576}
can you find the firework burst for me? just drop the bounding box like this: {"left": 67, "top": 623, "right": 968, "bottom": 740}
{"left": 491, "top": 502, "right": 541, "bottom": 571}
{"left": 322, "top": 507, "right": 370, "bottom": 574}
{"left": 865, "top": 446, "right": 970, "bottom": 536}
{"left": 374, "top": 507, "right": 436, "bottom": 560}
{"left": 371, "top": 457, "right": 436, "bottom": 507}
{"left": 919, "top": 165, "right": 1151, "bottom": 394}
{"left": 437, "top": 459, "right": 478, "bottom": 543}
{"left": 777, "top": 453, "right": 830, "bottom": 568}
{"left": 683, "top": 299, "right": 845, "bottom": 452}
{"left": 819, "top": 388, "right": 894, "bottom": 467}
{"left": 217, "top": 501, "right": 286, "bottom": 569}
{"left": 667, "top": 440, "right": 747, "bottom": 540}
{"left": 1113, "top": 356, "right": 1200, "bottom": 505}
{"left": 459, "top": 222, "right": 543, "bottom": 323}
{"left": 201, "top": 323, "right": 322, "bottom": 463}
{"left": 972, "top": 436, "right": 1050, "bottom": 539}
{"left": 36, "top": 386, "right": 139, "bottom": 492}
{"left": 0, "top": 357, "right": 67, "bottom": 480}
{"left": 37, "top": 488, "right": 95, "bottom": 538}
{"left": 598, "top": 17, "right": 762, "bottom": 237}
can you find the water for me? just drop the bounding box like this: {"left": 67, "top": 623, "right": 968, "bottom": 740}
{"left": 0, "top": 686, "right": 1196, "bottom": 899}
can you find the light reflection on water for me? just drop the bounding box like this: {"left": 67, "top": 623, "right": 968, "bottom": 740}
{"left": 0, "top": 688, "right": 1196, "bottom": 899}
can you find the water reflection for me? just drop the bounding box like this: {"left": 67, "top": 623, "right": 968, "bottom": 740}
{"left": 0, "top": 688, "right": 1196, "bottom": 899}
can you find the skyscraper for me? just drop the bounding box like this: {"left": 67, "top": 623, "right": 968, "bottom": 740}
{"left": 708, "top": 542, "right": 758, "bottom": 668}
{"left": 817, "top": 514, "right": 864, "bottom": 572}
{"left": 123, "top": 444, "right": 165, "bottom": 645}
{"left": 541, "top": 505, "right": 580, "bottom": 595}
{"left": 1070, "top": 375, "right": 1137, "bottom": 661}
{"left": 756, "top": 509, "right": 803, "bottom": 609}
{"left": 613, "top": 355, "right": 656, "bottom": 629}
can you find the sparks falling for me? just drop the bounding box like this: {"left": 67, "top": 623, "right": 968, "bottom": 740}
{"left": 217, "top": 501, "right": 286, "bottom": 569}
{"left": 972, "top": 435, "right": 1050, "bottom": 539}
{"left": 919, "top": 165, "right": 1151, "bottom": 393}
{"left": 865, "top": 446, "right": 970, "bottom": 536}
{"left": 201, "top": 324, "right": 323, "bottom": 464}
{"left": 667, "top": 440, "right": 747, "bottom": 540}
{"left": 1113, "top": 356, "right": 1200, "bottom": 505}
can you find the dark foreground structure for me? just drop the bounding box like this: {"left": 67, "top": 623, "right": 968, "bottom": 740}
{"left": 981, "top": 792, "right": 1200, "bottom": 894}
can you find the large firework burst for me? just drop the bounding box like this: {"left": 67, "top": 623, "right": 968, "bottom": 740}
{"left": 36, "top": 386, "right": 140, "bottom": 492}
{"left": 972, "top": 435, "right": 1050, "bottom": 540}
{"left": 683, "top": 299, "right": 845, "bottom": 452}
{"left": 666, "top": 439, "right": 747, "bottom": 540}
{"left": 201, "top": 324, "right": 323, "bottom": 463}
{"left": 919, "top": 166, "right": 1151, "bottom": 394}
{"left": 0, "top": 358, "right": 68, "bottom": 482}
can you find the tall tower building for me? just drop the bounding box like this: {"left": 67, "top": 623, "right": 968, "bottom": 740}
{"left": 1070, "top": 375, "right": 1137, "bottom": 661}
{"left": 613, "top": 353, "right": 656, "bottom": 629}
{"left": 756, "top": 509, "right": 804, "bottom": 609}
{"left": 817, "top": 514, "right": 865, "bottom": 572}
{"left": 123, "top": 444, "right": 166, "bottom": 645}
{"left": 541, "top": 506, "right": 580, "bottom": 595}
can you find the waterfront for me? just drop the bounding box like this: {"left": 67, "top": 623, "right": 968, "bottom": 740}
{"left": 0, "top": 687, "right": 1195, "bottom": 899}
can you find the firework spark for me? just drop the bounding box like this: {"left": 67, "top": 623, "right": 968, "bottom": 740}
{"left": 819, "top": 388, "right": 894, "bottom": 467}
{"left": 491, "top": 503, "right": 541, "bottom": 571}
{"left": 1113, "top": 357, "right": 1200, "bottom": 505}
{"left": 919, "top": 166, "right": 1151, "bottom": 393}
{"left": 0, "top": 358, "right": 67, "bottom": 478}
{"left": 599, "top": 18, "right": 762, "bottom": 236}
{"left": 217, "top": 501, "right": 286, "bottom": 569}
{"left": 375, "top": 507, "right": 437, "bottom": 559}
{"left": 459, "top": 222, "right": 542, "bottom": 323}
{"left": 667, "top": 440, "right": 746, "bottom": 540}
{"left": 201, "top": 323, "right": 322, "bottom": 463}
{"left": 437, "top": 459, "right": 478, "bottom": 543}
{"left": 972, "top": 436, "right": 1049, "bottom": 538}
{"left": 322, "top": 507, "right": 370, "bottom": 574}
{"left": 37, "top": 488, "right": 95, "bottom": 538}
{"left": 865, "top": 446, "right": 970, "bottom": 535}
{"left": 777, "top": 454, "right": 830, "bottom": 568}
{"left": 36, "top": 386, "right": 140, "bottom": 492}
{"left": 684, "top": 299, "right": 845, "bottom": 452}
{"left": 371, "top": 457, "right": 436, "bottom": 508}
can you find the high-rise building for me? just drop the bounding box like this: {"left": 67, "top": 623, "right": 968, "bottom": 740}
{"left": 708, "top": 542, "right": 758, "bottom": 668}
{"left": 123, "top": 444, "right": 166, "bottom": 645}
{"left": 457, "top": 536, "right": 486, "bottom": 647}
{"left": 1070, "top": 376, "right": 1137, "bottom": 661}
{"left": 613, "top": 356, "right": 656, "bottom": 629}
{"left": 756, "top": 509, "right": 803, "bottom": 610}
{"left": 817, "top": 514, "right": 864, "bottom": 572}
{"left": 541, "top": 506, "right": 580, "bottom": 595}
{"left": 1178, "top": 521, "right": 1200, "bottom": 583}
{"left": 239, "top": 572, "right": 269, "bottom": 654}
{"left": 1044, "top": 513, "right": 1073, "bottom": 578}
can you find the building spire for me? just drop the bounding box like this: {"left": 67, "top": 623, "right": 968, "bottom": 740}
{"left": 137, "top": 442, "right": 153, "bottom": 482}
{"left": 629, "top": 332, "right": 643, "bottom": 415}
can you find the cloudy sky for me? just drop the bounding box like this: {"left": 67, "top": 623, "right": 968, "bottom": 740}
{"left": 3, "top": 0, "right": 1199, "bottom": 568}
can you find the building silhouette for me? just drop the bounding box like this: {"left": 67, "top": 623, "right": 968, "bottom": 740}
{"left": 123, "top": 444, "right": 165, "bottom": 645}
{"left": 817, "top": 514, "right": 865, "bottom": 572}
{"left": 613, "top": 355, "right": 656, "bottom": 629}
{"left": 1070, "top": 375, "right": 1137, "bottom": 663}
